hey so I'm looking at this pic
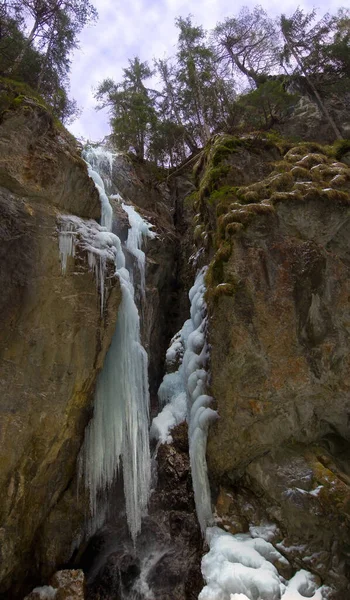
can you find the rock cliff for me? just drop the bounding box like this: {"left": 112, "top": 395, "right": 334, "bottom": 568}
{"left": 2, "top": 76, "right": 350, "bottom": 600}
{"left": 0, "top": 82, "right": 121, "bottom": 596}
{"left": 194, "top": 133, "right": 350, "bottom": 597}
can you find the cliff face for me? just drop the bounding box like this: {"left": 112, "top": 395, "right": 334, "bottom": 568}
{"left": 194, "top": 134, "right": 350, "bottom": 596}
{"left": 2, "top": 77, "right": 350, "bottom": 600}
{"left": 0, "top": 86, "right": 121, "bottom": 595}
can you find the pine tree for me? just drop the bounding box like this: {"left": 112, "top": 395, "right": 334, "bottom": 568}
{"left": 280, "top": 9, "right": 343, "bottom": 140}
{"left": 214, "top": 6, "right": 280, "bottom": 89}
{"left": 96, "top": 58, "right": 157, "bottom": 160}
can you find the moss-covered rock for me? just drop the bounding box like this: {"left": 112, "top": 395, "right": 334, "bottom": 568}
{"left": 189, "top": 130, "right": 350, "bottom": 596}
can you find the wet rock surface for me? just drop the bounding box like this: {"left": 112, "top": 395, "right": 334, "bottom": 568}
{"left": 24, "top": 569, "right": 85, "bottom": 600}
{"left": 0, "top": 98, "right": 121, "bottom": 596}
{"left": 198, "top": 138, "right": 350, "bottom": 597}
{"left": 86, "top": 424, "right": 203, "bottom": 600}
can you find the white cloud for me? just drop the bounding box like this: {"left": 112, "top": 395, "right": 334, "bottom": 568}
{"left": 68, "top": 0, "right": 346, "bottom": 140}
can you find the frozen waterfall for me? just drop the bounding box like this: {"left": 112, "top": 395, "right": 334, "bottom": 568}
{"left": 58, "top": 146, "right": 154, "bottom": 543}
{"left": 151, "top": 267, "right": 218, "bottom": 533}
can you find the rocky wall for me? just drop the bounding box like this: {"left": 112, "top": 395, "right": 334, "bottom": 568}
{"left": 0, "top": 90, "right": 121, "bottom": 596}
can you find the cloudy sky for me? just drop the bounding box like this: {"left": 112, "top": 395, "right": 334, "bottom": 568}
{"left": 68, "top": 0, "right": 345, "bottom": 141}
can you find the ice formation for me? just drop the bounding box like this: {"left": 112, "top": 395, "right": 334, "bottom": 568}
{"left": 199, "top": 527, "right": 328, "bottom": 600}
{"left": 81, "top": 268, "right": 151, "bottom": 542}
{"left": 25, "top": 586, "right": 57, "bottom": 599}
{"left": 82, "top": 146, "right": 116, "bottom": 231}
{"left": 151, "top": 267, "right": 218, "bottom": 532}
{"left": 152, "top": 269, "right": 329, "bottom": 600}
{"left": 58, "top": 146, "right": 154, "bottom": 543}
{"left": 122, "top": 202, "right": 156, "bottom": 297}
{"left": 59, "top": 215, "right": 124, "bottom": 314}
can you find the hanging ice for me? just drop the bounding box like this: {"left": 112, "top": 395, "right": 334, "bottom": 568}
{"left": 82, "top": 146, "right": 116, "bottom": 231}
{"left": 58, "top": 146, "right": 154, "bottom": 543}
{"left": 122, "top": 202, "right": 156, "bottom": 298}
{"left": 81, "top": 268, "right": 152, "bottom": 542}
{"left": 58, "top": 215, "right": 124, "bottom": 315}
{"left": 151, "top": 269, "right": 330, "bottom": 600}
{"left": 151, "top": 267, "right": 218, "bottom": 533}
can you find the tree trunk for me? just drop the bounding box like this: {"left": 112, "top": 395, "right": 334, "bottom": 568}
{"left": 5, "top": 20, "right": 38, "bottom": 75}
{"left": 227, "top": 47, "right": 262, "bottom": 88}
{"left": 37, "top": 25, "right": 55, "bottom": 91}
{"left": 282, "top": 33, "right": 343, "bottom": 140}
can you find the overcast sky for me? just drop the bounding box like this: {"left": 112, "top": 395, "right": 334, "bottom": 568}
{"left": 68, "top": 0, "right": 345, "bottom": 141}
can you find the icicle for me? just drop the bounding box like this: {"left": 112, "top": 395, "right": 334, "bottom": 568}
{"left": 122, "top": 203, "right": 156, "bottom": 298}
{"left": 151, "top": 267, "right": 218, "bottom": 532}
{"left": 59, "top": 220, "right": 76, "bottom": 273}
{"left": 58, "top": 216, "right": 124, "bottom": 315}
{"left": 71, "top": 147, "right": 154, "bottom": 543}
{"left": 82, "top": 146, "right": 116, "bottom": 231}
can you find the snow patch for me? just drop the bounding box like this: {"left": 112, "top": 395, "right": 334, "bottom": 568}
{"left": 200, "top": 527, "right": 328, "bottom": 600}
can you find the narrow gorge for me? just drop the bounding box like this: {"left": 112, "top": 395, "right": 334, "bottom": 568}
{"left": 1, "top": 78, "right": 350, "bottom": 600}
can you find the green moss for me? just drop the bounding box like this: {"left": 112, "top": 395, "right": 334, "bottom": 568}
{"left": 302, "top": 187, "right": 324, "bottom": 203}
{"left": 194, "top": 224, "right": 205, "bottom": 241}
{"left": 239, "top": 190, "right": 260, "bottom": 204}
{"left": 271, "top": 160, "right": 291, "bottom": 173}
{"left": 310, "top": 163, "right": 345, "bottom": 183}
{"left": 209, "top": 283, "right": 236, "bottom": 300}
{"left": 285, "top": 142, "right": 325, "bottom": 161}
{"left": 333, "top": 139, "right": 350, "bottom": 162}
{"left": 206, "top": 256, "right": 225, "bottom": 287}
{"left": 218, "top": 210, "right": 241, "bottom": 238}
{"left": 290, "top": 166, "right": 310, "bottom": 180}
{"left": 225, "top": 222, "right": 244, "bottom": 238}
{"left": 206, "top": 241, "right": 233, "bottom": 286}
{"left": 258, "top": 130, "right": 291, "bottom": 153}
{"left": 330, "top": 173, "right": 349, "bottom": 188}
{"left": 199, "top": 164, "right": 230, "bottom": 202}
{"left": 321, "top": 188, "right": 350, "bottom": 205}
{"left": 184, "top": 190, "right": 199, "bottom": 208}
{"left": 295, "top": 153, "right": 328, "bottom": 169}
{"left": 237, "top": 181, "right": 267, "bottom": 201}
{"left": 267, "top": 171, "right": 294, "bottom": 192}
{"left": 211, "top": 136, "right": 244, "bottom": 167}
{"left": 0, "top": 77, "right": 46, "bottom": 105}
{"left": 209, "top": 185, "right": 235, "bottom": 204}
{"left": 216, "top": 241, "right": 233, "bottom": 262}
{"left": 270, "top": 190, "right": 304, "bottom": 204}
{"left": 217, "top": 202, "right": 275, "bottom": 240}
{"left": 0, "top": 76, "right": 72, "bottom": 136}
{"left": 216, "top": 196, "right": 237, "bottom": 218}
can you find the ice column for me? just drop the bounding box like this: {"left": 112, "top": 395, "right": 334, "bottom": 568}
{"left": 82, "top": 146, "right": 115, "bottom": 231}
{"left": 151, "top": 267, "right": 218, "bottom": 533}
{"left": 81, "top": 266, "right": 152, "bottom": 542}
{"left": 58, "top": 146, "right": 154, "bottom": 543}
{"left": 122, "top": 202, "right": 156, "bottom": 297}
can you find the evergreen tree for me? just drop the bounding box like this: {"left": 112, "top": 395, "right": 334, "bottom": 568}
{"left": 175, "top": 16, "right": 215, "bottom": 145}
{"left": 280, "top": 8, "right": 343, "bottom": 140}
{"left": 155, "top": 57, "right": 197, "bottom": 155}
{"left": 214, "top": 6, "right": 280, "bottom": 88}
{"left": 96, "top": 58, "right": 157, "bottom": 160}
{"left": 6, "top": 0, "right": 97, "bottom": 76}
{"left": 238, "top": 79, "right": 298, "bottom": 130}
{"left": 0, "top": 0, "right": 96, "bottom": 123}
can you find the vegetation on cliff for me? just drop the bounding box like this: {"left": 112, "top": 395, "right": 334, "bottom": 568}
{"left": 95, "top": 5, "right": 349, "bottom": 165}
{"left": 0, "top": 0, "right": 97, "bottom": 122}
{"left": 187, "top": 132, "right": 350, "bottom": 304}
